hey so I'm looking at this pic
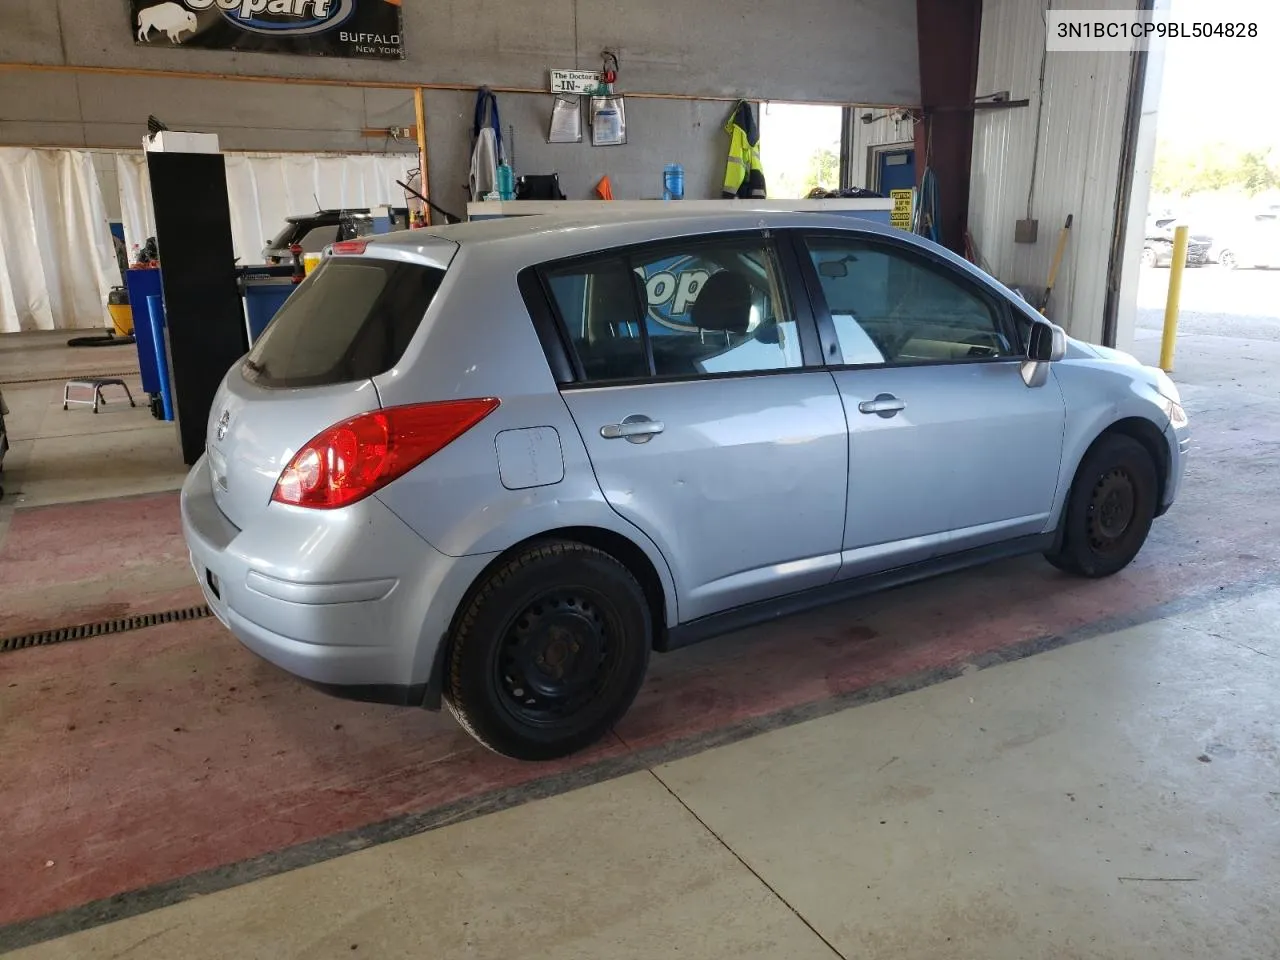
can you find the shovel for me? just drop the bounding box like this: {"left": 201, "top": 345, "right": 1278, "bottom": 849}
{"left": 1039, "top": 214, "right": 1073, "bottom": 314}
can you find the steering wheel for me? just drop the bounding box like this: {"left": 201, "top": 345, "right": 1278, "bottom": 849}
{"left": 752, "top": 317, "right": 780, "bottom": 344}
{"left": 963, "top": 332, "right": 1002, "bottom": 358}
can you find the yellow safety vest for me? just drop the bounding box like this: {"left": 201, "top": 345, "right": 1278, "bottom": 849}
{"left": 722, "top": 101, "right": 766, "bottom": 199}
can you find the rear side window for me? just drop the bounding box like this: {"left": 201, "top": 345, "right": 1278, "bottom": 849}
{"left": 632, "top": 240, "right": 801, "bottom": 377}
{"left": 243, "top": 257, "right": 444, "bottom": 388}
{"left": 539, "top": 237, "right": 802, "bottom": 383}
{"left": 542, "top": 258, "right": 650, "bottom": 381}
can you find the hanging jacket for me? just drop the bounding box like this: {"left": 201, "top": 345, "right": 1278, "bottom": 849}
{"left": 722, "top": 101, "right": 766, "bottom": 199}
{"left": 470, "top": 87, "right": 505, "bottom": 201}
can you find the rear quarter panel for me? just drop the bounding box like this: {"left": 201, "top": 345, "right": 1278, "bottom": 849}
{"left": 371, "top": 244, "right": 681, "bottom": 626}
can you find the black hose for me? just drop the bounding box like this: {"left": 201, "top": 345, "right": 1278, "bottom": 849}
{"left": 67, "top": 334, "right": 136, "bottom": 348}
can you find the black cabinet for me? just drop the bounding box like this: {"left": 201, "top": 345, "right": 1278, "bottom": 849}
{"left": 146, "top": 152, "right": 247, "bottom": 466}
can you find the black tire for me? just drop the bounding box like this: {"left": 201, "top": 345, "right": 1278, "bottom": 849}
{"left": 1045, "top": 434, "right": 1158, "bottom": 578}
{"left": 444, "top": 541, "right": 651, "bottom": 760}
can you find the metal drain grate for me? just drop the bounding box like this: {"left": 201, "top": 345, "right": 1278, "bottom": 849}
{"left": 0, "top": 371, "right": 137, "bottom": 387}
{"left": 0, "top": 605, "right": 212, "bottom": 654}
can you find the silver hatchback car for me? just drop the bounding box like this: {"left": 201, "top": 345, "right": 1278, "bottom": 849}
{"left": 182, "top": 211, "right": 1190, "bottom": 759}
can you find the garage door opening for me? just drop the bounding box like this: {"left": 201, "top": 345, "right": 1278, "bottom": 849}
{"left": 1134, "top": 0, "right": 1280, "bottom": 371}
{"left": 759, "top": 102, "right": 843, "bottom": 199}
{"left": 759, "top": 103, "right": 918, "bottom": 200}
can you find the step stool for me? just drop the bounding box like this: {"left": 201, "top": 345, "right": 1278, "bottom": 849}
{"left": 63, "top": 378, "right": 136, "bottom": 414}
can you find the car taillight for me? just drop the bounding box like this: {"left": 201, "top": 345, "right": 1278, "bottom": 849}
{"left": 330, "top": 240, "right": 368, "bottom": 255}
{"left": 272, "top": 399, "right": 500, "bottom": 509}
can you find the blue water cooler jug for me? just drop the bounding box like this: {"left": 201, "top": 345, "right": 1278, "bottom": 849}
{"left": 663, "top": 163, "right": 685, "bottom": 200}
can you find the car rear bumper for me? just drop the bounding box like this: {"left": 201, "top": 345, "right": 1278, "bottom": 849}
{"left": 180, "top": 456, "right": 496, "bottom": 702}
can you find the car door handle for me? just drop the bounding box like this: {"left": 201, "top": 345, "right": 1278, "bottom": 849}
{"left": 601, "top": 416, "right": 665, "bottom": 442}
{"left": 858, "top": 394, "right": 906, "bottom": 418}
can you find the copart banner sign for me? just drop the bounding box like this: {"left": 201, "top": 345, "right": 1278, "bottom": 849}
{"left": 132, "top": 0, "right": 404, "bottom": 60}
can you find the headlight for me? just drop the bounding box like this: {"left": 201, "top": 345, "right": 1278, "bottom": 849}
{"left": 1157, "top": 392, "right": 1188, "bottom": 428}
{"left": 1151, "top": 369, "right": 1187, "bottom": 427}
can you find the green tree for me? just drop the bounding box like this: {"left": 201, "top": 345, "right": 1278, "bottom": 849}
{"left": 1236, "top": 151, "right": 1279, "bottom": 195}
{"left": 805, "top": 148, "right": 840, "bottom": 193}
{"left": 1152, "top": 141, "right": 1280, "bottom": 197}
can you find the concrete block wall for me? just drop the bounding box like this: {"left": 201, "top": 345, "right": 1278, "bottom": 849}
{"left": 0, "top": 0, "right": 919, "bottom": 102}
{"left": 3, "top": 76, "right": 727, "bottom": 207}
{"left": 424, "top": 90, "right": 728, "bottom": 209}
{"left": 0, "top": 0, "right": 919, "bottom": 208}
{"left": 0, "top": 71, "right": 421, "bottom": 154}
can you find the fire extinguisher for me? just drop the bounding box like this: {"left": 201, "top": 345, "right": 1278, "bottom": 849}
{"left": 289, "top": 243, "right": 305, "bottom": 284}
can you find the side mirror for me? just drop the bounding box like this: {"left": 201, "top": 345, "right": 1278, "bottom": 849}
{"left": 1021, "top": 319, "right": 1066, "bottom": 387}
{"left": 1027, "top": 319, "right": 1066, "bottom": 363}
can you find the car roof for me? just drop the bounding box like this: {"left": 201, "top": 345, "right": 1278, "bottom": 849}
{"left": 365, "top": 210, "right": 914, "bottom": 259}
{"left": 430, "top": 209, "right": 901, "bottom": 243}
{"left": 356, "top": 209, "right": 1027, "bottom": 309}
{"left": 285, "top": 209, "right": 371, "bottom": 223}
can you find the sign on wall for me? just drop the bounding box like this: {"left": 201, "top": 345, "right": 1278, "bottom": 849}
{"left": 889, "top": 188, "right": 914, "bottom": 232}
{"left": 549, "top": 69, "right": 603, "bottom": 95}
{"left": 131, "top": 0, "right": 404, "bottom": 60}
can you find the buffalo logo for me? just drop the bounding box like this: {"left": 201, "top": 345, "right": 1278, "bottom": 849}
{"left": 215, "top": 409, "right": 231, "bottom": 442}
{"left": 136, "top": 2, "right": 198, "bottom": 42}
{"left": 138, "top": 0, "right": 357, "bottom": 41}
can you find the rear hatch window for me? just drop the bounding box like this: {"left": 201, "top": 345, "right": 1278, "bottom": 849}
{"left": 243, "top": 256, "right": 445, "bottom": 389}
{"left": 266, "top": 221, "right": 304, "bottom": 251}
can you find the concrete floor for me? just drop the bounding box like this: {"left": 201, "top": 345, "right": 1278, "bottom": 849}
{"left": 0, "top": 331, "right": 187, "bottom": 511}
{"left": 0, "top": 332, "right": 194, "bottom": 637}
{"left": 2, "top": 271, "right": 1279, "bottom": 957}
{"left": 9, "top": 590, "right": 1280, "bottom": 960}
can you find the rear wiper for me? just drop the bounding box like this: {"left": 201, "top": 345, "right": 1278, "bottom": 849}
{"left": 243, "top": 358, "right": 267, "bottom": 376}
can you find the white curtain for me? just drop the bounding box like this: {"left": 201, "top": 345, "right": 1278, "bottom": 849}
{"left": 114, "top": 152, "right": 415, "bottom": 266}
{"left": 115, "top": 153, "right": 157, "bottom": 258}
{"left": 0, "top": 149, "right": 117, "bottom": 333}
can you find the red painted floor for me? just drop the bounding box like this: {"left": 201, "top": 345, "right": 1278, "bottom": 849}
{"left": 0, "top": 493, "right": 202, "bottom": 638}
{"left": 0, "top": 389, "right": 1276, "bottom": 929}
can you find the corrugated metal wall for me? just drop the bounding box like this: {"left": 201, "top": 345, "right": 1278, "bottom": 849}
{"left": 968, "top": 0, "right": 1139, "bottom": 344}
{"left": 1112, "top": 0, "right": 1169, "bottom": 352}
{"left": 848, "top": 110, "right": 917, "bottom": 189}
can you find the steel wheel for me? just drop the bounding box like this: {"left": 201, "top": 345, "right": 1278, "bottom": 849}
{"left": 445, "top": 540, "right": 651, "bottom": 760}
{"left": 1219, "top": 249, "right": 1238, "bottom": 270}
{"left": 1087, "top": 467, "right": 1137, "bottom": 554}
{"left": 1044, "top": 433, "right": 1158, "bottom": 579}
{"left": 495, "top": 591, "right": 617, "bottom": 725}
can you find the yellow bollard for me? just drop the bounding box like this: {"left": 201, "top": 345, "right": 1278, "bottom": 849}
{"left": 1159, "top": 225, "right": 1189, "bottom": 372}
